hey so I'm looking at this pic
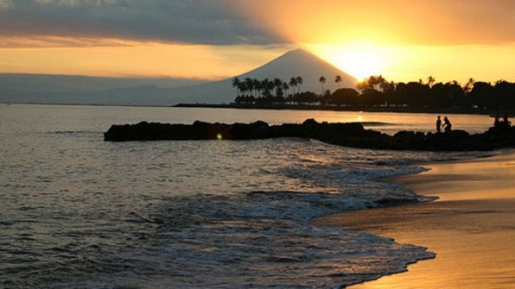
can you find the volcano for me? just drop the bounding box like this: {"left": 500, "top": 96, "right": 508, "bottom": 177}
{"left": 169, "top": 49, "right": 358, "bottom": 105}
{"left": 234, "top": 49, "right": 357, "bottom": 92}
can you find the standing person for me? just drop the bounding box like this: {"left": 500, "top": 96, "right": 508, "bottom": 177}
{"left": 443, "top": 116, "right": 452, "bottom": 132}
{"left": 494, "top": 113, "right": 501, "bottom": 128}
{"left": 503, "top": 114, "right": 511, "bottom": 127}
{"left": 436, "top": 116, "right": 442, "bottom": 133}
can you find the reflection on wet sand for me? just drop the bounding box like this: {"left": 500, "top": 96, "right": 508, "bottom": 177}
{"left": 315, "top": 151, "right": 515, "bottom": 289}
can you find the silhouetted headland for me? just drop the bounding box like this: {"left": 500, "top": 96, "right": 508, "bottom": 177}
{"left": 104, "top": 118, "right": 515, "bottom": 151}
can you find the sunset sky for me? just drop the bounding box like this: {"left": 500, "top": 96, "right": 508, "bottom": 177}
{"left": 1, "top": 0, "right": 515, "bottom": 83}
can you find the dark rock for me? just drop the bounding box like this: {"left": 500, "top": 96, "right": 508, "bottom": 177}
{"left": 104, "top": 119, "right": 515, "bottom": 151}
{"left": 394, "top": 131, "right": 416, "bottom": 138}
{"left": 302, "top": 118, "right": 318, "bottom": 126}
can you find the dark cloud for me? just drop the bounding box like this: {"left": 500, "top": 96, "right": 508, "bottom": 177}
{"left": 3, "top": 0, "right": 514, "bottom": 47}
{"left": 0, "top": 0, "right": 284, "bottom": 46}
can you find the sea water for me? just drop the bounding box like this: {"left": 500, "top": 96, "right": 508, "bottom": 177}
{"left": 0, "top": 104, "right": 492, "bottom": 288}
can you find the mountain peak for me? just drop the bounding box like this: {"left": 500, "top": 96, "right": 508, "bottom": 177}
{"left": 291, "top": 48, "right": 326, "bottom": 57}
{"left": 172, "top": 48, "right": 359, "bottom": 104}
{"left": 282, "top": 48, "right": 315, "bottom": 56}
{"left": 235, "top": 48, "right": 357, "bottom": 89}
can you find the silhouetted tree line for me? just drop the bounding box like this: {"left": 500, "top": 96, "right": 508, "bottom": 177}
{"left": 232, "top": 76, "right": 304, "bottom": 105}
{"left": 232, "top": 75, "right": 515, "bottom": 110}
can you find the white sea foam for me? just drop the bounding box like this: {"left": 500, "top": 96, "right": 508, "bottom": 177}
{"left": 1, "top": 104, "right": 491, "bottom": 288}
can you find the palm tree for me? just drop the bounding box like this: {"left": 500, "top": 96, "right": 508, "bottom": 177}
{"left": 243, "top": 77, "right": 254, "bottom": 93}
{"left": 335, "top": 75, "right": 342, "bottom": 89}
{"left": 427, "top": 76, "right": 435, "bottom": 88}
{"left": 252, "top": 78, "right": 260, "bottom": 97}
{"left": 282, "top": 82, "right": 290, "bottom": 97}
{"left": 295, "top": 76, "right": 303, "bottom": 93}
{"left": 319, "top": 76, "right": 326, "bottom": 95}
{"left": 376, "top": 75, "right": 387, "bottom": 92}
{"left": 464, "top": 78, "right": 475, "bottom": 93}
{"left": 369, "top": 76, "right": 378, "bottom": 87}
{"left": 380, "top": 80, "right": 395, "bottom": 94}
{"left": 289, "top": 77, "right": 298, "bottom": 96}
{"left": 232, "top": 77, "right": 241, "bottom": 96}
{"left": 273, "top": 78, "right": 283, "bottom": 98}
{"left": 356, "top": 80, "right": 368, "bottom": 92}
{"left": 239, "top": 81, "right": 248, "bottom": 96}
{"left": 275, "top": 81, "right": 289, "bottom": 104}
{"left": 261, "top": 78, "right": 274, "bottom": 98}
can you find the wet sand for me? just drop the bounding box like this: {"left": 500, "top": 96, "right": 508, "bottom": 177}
{"left": 314, "top": 150, "right": 515, "bottom": 288}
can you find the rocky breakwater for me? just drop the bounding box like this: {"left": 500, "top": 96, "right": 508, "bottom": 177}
{"left": 104, "top": 118, "right": 515, "bottom": 151}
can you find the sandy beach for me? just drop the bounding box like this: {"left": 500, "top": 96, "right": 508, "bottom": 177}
{"left": 314, "top": 150, "right": 515, "bottom": 288}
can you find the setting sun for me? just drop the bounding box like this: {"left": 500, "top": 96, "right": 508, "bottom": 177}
{"left": 304, "top": 42, "right": 515, "bottom": 84}
{"left": 306, "top": 42, "right": 385, "bottom": 81}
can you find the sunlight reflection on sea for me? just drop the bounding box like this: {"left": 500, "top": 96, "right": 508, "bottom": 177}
{"left": 0, "top": 104, "right": 492, "bottom": 288}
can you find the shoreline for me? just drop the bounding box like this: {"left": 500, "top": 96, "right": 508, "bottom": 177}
{"left": 313, "top": 149, "right": 515, "bottom": 288}
{"left": 174, "top": 103, "right": 505, "bottom": 116}
{"left": 2, "top": 101, "right": 507, "bottom": 116}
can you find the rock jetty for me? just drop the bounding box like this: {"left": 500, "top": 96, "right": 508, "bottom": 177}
{"left": 104, "top": 118, "right": 515, "bottom": 151}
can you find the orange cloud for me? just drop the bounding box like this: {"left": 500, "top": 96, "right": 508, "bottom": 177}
{"left": 235, "top": 0, "right": 515, "bottom": 45}
{"left": 0, "top": 42, "right": 285, "bottom": 79}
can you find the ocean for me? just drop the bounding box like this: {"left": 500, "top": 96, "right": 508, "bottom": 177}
{"left": 1, "top": 104, "right": 493, "bottom": 288}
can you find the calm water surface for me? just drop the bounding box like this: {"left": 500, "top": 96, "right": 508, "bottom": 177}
{"left": 0, "top": 104, "right": 492, "bottom": 288}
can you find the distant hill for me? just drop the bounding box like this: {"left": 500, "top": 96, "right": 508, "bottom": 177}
{"left": 0, "top": 74, "right": 204, "bottom": 93}
{"left": 0, "top": 49, "right": 358, "bottom": 106}
{"left": 0, "top": 74, "right": 207, "bottom": 105}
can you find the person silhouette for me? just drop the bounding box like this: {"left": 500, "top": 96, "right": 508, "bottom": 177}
{"left": 494, "top": 113, "right": 501, "bottom": 128}
{"left": 443, "top": 116, "right": 452, "bottom": 132}
{"left": 503, "top": 114, "right": 511, "bottom": 127}
{"left": 436, "top": 116, "right": 442, "bottom": 132}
